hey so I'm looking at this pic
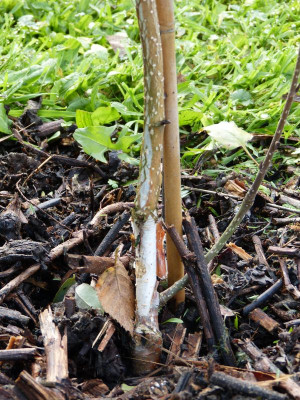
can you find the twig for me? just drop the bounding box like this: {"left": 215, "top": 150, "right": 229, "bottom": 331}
{"left": 183, "top": 185, "right": 240, "bottom": 200}
{"left": 210, "top": 371, "right": 287, "bottom": 400}
{"left": 278, "top": 257, "right": 300, "bottom": 299}
{"left": 243, "top": 279, "right": 283, "bottom": 315}
{"left": 94, "top": 211, "right": 131, "bottom": 256}
{"left": 159, "top": 46, "right": 300, "bottom": 303}
{"left": 163, "top": 223, "right": 215, "bottom": 351}
{"left": 0, "top": 264, "right": 40, "bottom": 305}
{"left": 183, "top": 216, "right": 236, "bottom": 366}
{"left": 266, "top": 203, "right": 300, "bottom": 214}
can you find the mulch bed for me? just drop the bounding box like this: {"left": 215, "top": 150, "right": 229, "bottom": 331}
{"left": 0, "top": 105, "right": 299, "bottom": 399}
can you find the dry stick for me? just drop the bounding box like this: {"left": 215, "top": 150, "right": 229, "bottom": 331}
{"left": 210, "top": 371, "right": 287, "bottom": 400}
{"left": 156, "top": 0, "right": 184, "bottom": 305}
{"left": 164, "top": 224, "right": 215, "bottom": 351}
{"left": 183, "top": 216, "right": 236, "bottom": 366}
{"left": 266, "top": 203, "right": 300, "bottom": 214}
{"left": 94, "top": 211, "right": 131, "bottom": 256}
{"left": 0, "top": 348, "right": 37, "bottom": 361}
{"left": 0, "top": 264, "right": 40, "bottom": 305}
{"left": 160, "top": 46, "right": 300, "bottom": 305}
{"left": 278, "top": 257, "right": 300, "bottom": 299}
{"left": 243, "top": 279, "right": 283, "bottom": 316}
{"left": 252, "top": 235, "right": 276, "bottom": 280}
{"left": 272, "top": 216, "right": 300, "bottom": 224}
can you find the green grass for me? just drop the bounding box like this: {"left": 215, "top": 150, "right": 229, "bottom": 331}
{"left": 0, "top": 0, "right": 299, "bottom": 173}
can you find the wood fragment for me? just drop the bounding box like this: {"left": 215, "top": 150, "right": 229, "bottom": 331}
{"left": 39, "top": 307, "right": 68, "bottom": 383}
{"left": 208, "top": 214, "right": 220, "bottom": 242}
{"left": 252, "top": 235, "right": 270, "bottom": 268}
{"left": 89, "top": 202, "right": 134, "bottom": 229}
{"left": 0, "top": 306, "right": 30, "bottom": 326}
{"left": 16, "top": 370, "right": 65, "bottom": 400}
{"left": 249, "top": 308, "right": 280, "bottom": 333}
{"left": 181, "top": 332, "right": 202, "bottom": 360}
{"left": 210, "top": 371, "right": 287, "bottom": 400}
{"left": 0, "top": 348, "right": 37, "bottom": 361}
{"left": 166, "top": 323, "right": 186, "bottom": 365}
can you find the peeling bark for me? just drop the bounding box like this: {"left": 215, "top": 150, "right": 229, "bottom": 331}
{"left": 133, "top": 0, "right": 165, "bottom": 374}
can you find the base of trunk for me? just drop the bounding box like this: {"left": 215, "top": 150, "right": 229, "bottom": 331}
{"left": 132, "top": 322, "right": 162, "bottom": 375}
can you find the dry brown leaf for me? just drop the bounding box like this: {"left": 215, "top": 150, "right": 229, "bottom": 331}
{"left": 227, "top": 242, "right": 252, "bottom": 261}
{"left": 106, "top": 32, "right": 129, "bottom": 58}
{"left": 224, "top": 180, "right": 246, "bottom": 198}
{"left": 96, "top": 260, "right": 134, "bottom": 335}
{"left": 211, "top": 274, "right": 224, "bottom": 285}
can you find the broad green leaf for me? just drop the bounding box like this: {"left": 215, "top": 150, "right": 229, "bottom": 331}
{"left": 53, "top": 275, "right": 76, "bottom": 303}
{"left": 74, "top": 125, "right": 115, "bottom": 162}
{"left": 110, "top": 102, "right": 142, "bottom": 117}
{"left": 74, "top": 125, "right": 141, "bottom": 163}
{"left": 91, "top": 106, "right": 120, "bottom": 125}
{"left": 203, "top": 121, "right": 253, "bottom": 150}
{"left": 76, "top": 109, "right": 93, "bottom": 128}
{"left": 75, "top": 283, "right": 104, "bottom": 312}
{"left": 179, "top": 110, "right": 203, "bottom": 126}
{"left": 0, "top": 103, "right": 11, "bottom": 134}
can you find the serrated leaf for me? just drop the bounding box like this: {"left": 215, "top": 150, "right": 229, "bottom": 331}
{"left": 0, "top": 103, "right": 11, "bottom": 134}
{"left": 75, "top": 283, "right": 104, "bottom": 312}
{"left": 96, "top": 261, "right": 134, "bottom": 335}
{"left": 91, "top": 106, "right": 120, "bottom": 125}
{"left": 203, "top": 121, "right": 253, "bottom": 150}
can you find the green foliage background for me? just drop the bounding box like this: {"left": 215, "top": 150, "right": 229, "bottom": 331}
{"left": 0, "top": 0, "right": 299, "bottom": 169}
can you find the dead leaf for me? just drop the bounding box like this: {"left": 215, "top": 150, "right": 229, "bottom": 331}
{"left": 227, "top": 242, "right": 252, "bottom": 261}
{"left": 96, "top": 260, "right": 134, "bottom": 335}
{"left": 211, "top": 274, "right": 224, "bottom": 285}
{"left": 224, "top": 180, "right": 246, "bottom": 198}
{"left": 106, "top": 32, "right": 129, "bottom": 58}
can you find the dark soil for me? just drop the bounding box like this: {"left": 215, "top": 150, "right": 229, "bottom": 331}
{"left": 0, "top": 106, "right": 299, "bottom": 399}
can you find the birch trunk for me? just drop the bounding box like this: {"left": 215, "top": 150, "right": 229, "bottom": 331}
{"left": 133, "top": 0, "right": 165, "bottom": 374}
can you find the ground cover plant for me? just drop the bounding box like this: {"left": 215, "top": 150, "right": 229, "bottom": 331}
{"left": 0, "top": 0, "right": 299, "bottom": 399}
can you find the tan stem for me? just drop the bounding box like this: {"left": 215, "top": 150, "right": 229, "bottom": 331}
{"left": 156, "top": 0, "right": 184, "bottom": 305}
